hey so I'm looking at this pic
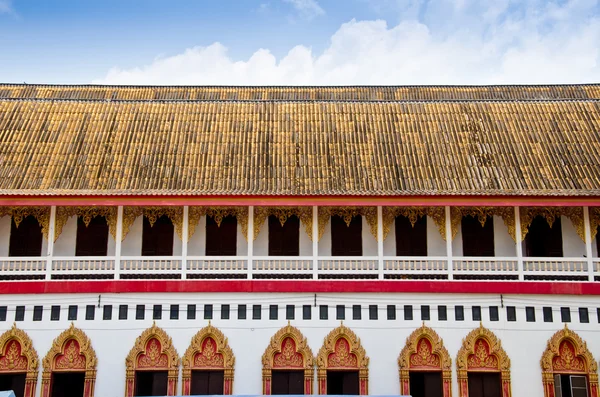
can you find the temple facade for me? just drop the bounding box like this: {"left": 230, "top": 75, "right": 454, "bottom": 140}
{"left": 0, "top": 84, "right": 599, "bottom": 397}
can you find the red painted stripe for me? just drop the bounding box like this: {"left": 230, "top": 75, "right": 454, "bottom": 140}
{"left": 0, "top": 195, "right": 599, "bottom": 207}
{"left": 0, "top": 280, "right": 598, "bottom": 295}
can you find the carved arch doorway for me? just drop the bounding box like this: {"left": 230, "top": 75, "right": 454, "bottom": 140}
{"left": 316, "top": 324, "right": 369, "bottom": 395}
{"left": 0, "top": 324, "right": 39, "bottom": 397}
{"left": 398, "top": 325, "right": 452, "bottom": 397}
{"left": 182, "top": 324, "right": 235, "bottom": 395}
{"left": 456, "top": 325, "right": 511, "bottom": 397}
{"left": 125, "top": 323, "right": 180, "bottom": 397}
{"left": 262, "top": 323, "right": 314, "bottom": 395}
{"left": 41, "top": 324, "right": 97, "bottom": 397}
{"left": 541, "top": 326, "right": 599, "bottom": 397}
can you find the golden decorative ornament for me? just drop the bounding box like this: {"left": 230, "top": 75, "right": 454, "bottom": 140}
{"left": 449, "top": 207, "right": 516, "bottom": 241}
{"left": 317, "top": 207, "right": 378, "bottom": 241}
{"left": 540, "top": 325, "right": 599, "bottom": 397}
{"left": 188, "top": 206, "right": 249, "bottom": 241}
{"left": 253, "top": 207, "right": 313, "bottom": 241}
{"left": 0, "top": 323, "right": 39, "bottom": 375}
{"left": 54, "top": 206, "right": 117, "bottom": 242}
{"left": 181, "top": 323, "right": 235, "bottom": 383}
{"left": 121, "top": 206, "right": 184, "bottom": 241}
{"left": 0, "top": 207, "right": 50, "bottom": 240}
{"left": 519, "top": 207, "right": 585, "bottom": 242}
{"left": 382, "top": 207, "right": 446, "bottom": 241}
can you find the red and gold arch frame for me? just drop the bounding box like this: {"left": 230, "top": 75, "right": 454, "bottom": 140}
{"left": 541, "top": 326, "right": 599, "bottom": 397}
{"left": 125, "top": 323, "right": 180, "bottom": 397}
{"left": 0, "top": 324, "right": 39, "bottom": 397}
{"left": 262, "top": 323, "right": 314, "bottom": 395}
{"left": 182, "top": 323, "right": 235, "bottom": 395}
{"left": 398, "top": 325, "right": 452, "bottom": 397}
{"left": 41, "top": 324, "right": 97, "bottom": 397}
{"left": 316, "top": 324, "right": 369, "bottom": 395}
{"left": 456, "top": 325, "right": 511, "bottom": 397}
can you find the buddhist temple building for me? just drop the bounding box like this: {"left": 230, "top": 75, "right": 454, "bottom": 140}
{"left": 0, "top": 83, "right": 599, "bottom": 397}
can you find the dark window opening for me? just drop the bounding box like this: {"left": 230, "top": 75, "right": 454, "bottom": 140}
{"left": 103, "top": 305, "right": 112, "bottom": 320}
{"left": 15, "top": 306, "right": 25, "bottom": 322}
{"left": 187, "top": 305, "right": 197, "bottom": 320}
{"left": 438, "top": 306, "right": 447, "bottom": 321}
{"left": 467, "top": 372, "right": 502, "bottom": 397}
{"left": 190, "top": 370, "right": 224, "bottom": 395}
{"left": 0, "top": 307, "right": 6, "bottom": 321}
{"left": 270, "top": 305, "right": 278, "bottom": 320}
{"left": 395, "top": 215, "right": 427, "bottom": 256}
{"left": 369, "top": 305, "right": 378, "bottom": 320}
{"left": 331, "top": 215, "right": 362, "bottom": 256}
{"left": 252, "top": 305, "right": 261, "bottom": 320}
{"left": 555, "top": 374, "right": 589, "bottom": 397}
{"left": 387, "top": 305, "right": 397, "bottom": 320}
{"left": 135, "top": 371, "right": 168, "bottom": 397}
{"left": 579, "top": 308, "right": 589, "bottom": 323}
{"left": 319, "top": 305, "right": 328, "bottom": 320}
{"left": 238, "top": 305, "right": 246, "bottom": 320}
{"left": 404, "top": 305, "right": 413, "bottom": 320}
{"left": 136, "top": 305, "right": 145, "bottom": 320}
{"left": 421, "top": 305, "right": 430, "bottom": 321}
{"left": 75, "top": 216, "right": 109, "bottom": 256}
{"left": 221, "top": 305, "right": 230, "bottom": 320}
{"left": 507, "top": 306, "right": 516, "bottom": 322}
{"left": 327, "top": 371, "right": 359, "bottom": 395}
{"left": 472, "top": 306, "right": 481, "bottom": 321}
{"left": 0, "top": 373, "right": 26, "bottom": 397}
{"left": 561, "top": 307, "right": 571, "bottom": 323}
{"left": 455, "top": 306, "right": 464, "bottom": 321}
{"left": 271, "top": 370, "right": 304, "bottom": 395}
{"left": 268, "top": 215, "right": 300, "bottom": 256}
{"left": 142, "top": 215, "right": 174, "bottom": 256}
{"left": 51, "top": 372, "right": 85, "bottom": 397}
{"left": 50, "top": 305, "right": 60, "bottom": 321}
{"left": 85, "top": 305, "right": 95, "bottom": 320}
{"left": 153, "top": 305, "right": 162, "bottom": 320}
{"left": 489, "top": 306, "right": 499, "bottom": 322}
{"left": 461, "top": 216, "right": 494, "bottom": 256}
{"left": 543, "top": 307, "right": 553, "bottom": 322}
{"left": 525, "top": 216, "right": 563, "bottom": 257}
{"left": 33, "top": 306, "right": 43, "bottom": 321}
{"left": 204, "top": 305, "right": 213, "bottom": 320}
{"left": 206, "top": 215, "right": 237, "bottom": 256}
{"left": 336, "top": 305, "right": 345, "bottom": 320}
{"left": 526, "top": 307, "right": 536, "bottom": 322}
{"left": 68, "top": 305, "right": 78, "bottom": 321}
{"left": 409, "top": 371, "right": 443, "bottom": 397}
{"left": 286, "top": 305, "right": 295, "bottom": 320}
{"left": 119, "top": 305, "right": 128, "bottom": 320}
{"left": 9, "top": 215, "right": 43, "bottom": 257}
{"left": 352, "top": 305, "right": 361, "bottom": 320}
{"left": 170, "top": 305, "right": 179, "bottom": 320}
{"left": 302, "top": 305, "right": 311, "bottom": 320}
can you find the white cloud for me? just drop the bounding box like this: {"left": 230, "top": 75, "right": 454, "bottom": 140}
{"left": 283, "top": 0, "right": 325, "bottom": 19}
{"left": 94, "top": 0, "right": 600, "bottom": 85}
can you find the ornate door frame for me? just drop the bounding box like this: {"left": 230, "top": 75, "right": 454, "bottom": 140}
{"left": 398, "top": 325, "right": 452, "bottom": 397}
{"left": 316, "top": 324, "right": 369, "bottom": 395}
{"left": 456, "top": 324, "right": 511, "bottom": 397}
{"left": 541, "top": 326, "right": 599, "bottom": 397}
{"left": 182, "top": 323, "right": 235, "bottom": 395}
{"left": 262, "top": 323, "right": 314, "bottom": 395}
{"left": 125, "top": 323, "right": 180, "bottom": 397}
{"left": 0, "top": 324, "right": 39, "bottom": 397}
{"left": 41, "top": 324, "right": 97, "bottom": 397}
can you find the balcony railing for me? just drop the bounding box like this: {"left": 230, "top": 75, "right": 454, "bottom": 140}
{"left": 0, "top": 256, "right": 597, "bottom": 281}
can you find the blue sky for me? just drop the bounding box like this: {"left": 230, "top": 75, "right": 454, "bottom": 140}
{"left": 1, "top": 0, "right": 599, "bottom": 84}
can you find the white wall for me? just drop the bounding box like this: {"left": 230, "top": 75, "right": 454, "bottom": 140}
{"left": 0, "top": 217, "right": 10, "bottom": 257}
{"left": 1, "top": 292, "right": 599, "bottom": 397}
{"left": 562, "top": 216, "right": 586, "bottom": 257}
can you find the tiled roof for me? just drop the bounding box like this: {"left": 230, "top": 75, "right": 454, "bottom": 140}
{"left": 0, "top": 84, "right": 599, "bottom": 197}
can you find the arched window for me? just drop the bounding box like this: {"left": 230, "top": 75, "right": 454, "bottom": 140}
{"left": 41, "top": 324, "right": 97, "bottom": 397}
{"left": 0, "top": 324, "right": 39, "bottom": 397}
{"left": 262, "top": 323, "right": 314, "bottom": 395}
{"left": 316, "top": 325, "right": 369, "bottom": 395}
{"left": 398, "top": 325, "right": 451, "bottom": 397}
{"left": 182, "top": 324, "right": 235, "bottom": 395}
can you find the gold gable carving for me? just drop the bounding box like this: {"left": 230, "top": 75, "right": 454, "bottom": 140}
{"left": 318, "top": 207, "right": 378, "bottom": 241}
{"left": 382, "top": 207, "right": 445, "bottom": 241}
{"left": 0, "top": 207, "right": 50, "bottom": 239}
{"left": 0, "top": 323, "right": 39, "bottom": 374}
{"left": 54, "top": 206, "right": 118, "bottom": 242}
{"left": 254, "top": 207, "right": 313, "bottom": 241}
{"left": 188, "top": 206, "right": 249, "bottom": 241}
{"left": 451, "top": 207, "right": 516, "bottom": 242}
{"left": 519, "top": 207, "right": 585, "bottom": 242}
{"left": 122, "top": 207, "right": 184, "bottom": 241}
{"left": 540, "top": 325, "right": 599, "bottom": 397}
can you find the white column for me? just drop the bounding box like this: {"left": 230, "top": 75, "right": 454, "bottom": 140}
{"left": 583, "top": 207, "right": 594, "bottom": 282}
{"left": 312, "top": 206, "right": 318, "bottom": 280}
{"left": 377, "top": 206, "right": 384, "bottom": 280}
{"left": 182, "top": 206, "right": 189, "bottom": 280}
{"left": 45, "top": 206, "right": 56, "bottom": 280}
{"left": 445, "top": 206, "right": 453, "bottom": 280}
{"left": 114, "top": 206, "right": 123, "bottom": 280}
{"left": 248, "top": 206, "right": 254, "bottom": 280}
{"left": 514, "top": 206, "right": 524, "bottom": 281}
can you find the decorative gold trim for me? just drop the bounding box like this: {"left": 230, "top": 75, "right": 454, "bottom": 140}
{"left": 540, "top": 325, "right": 599, "bottom": 397}
{"left": 316, "top": 324, "right": 369, "bottom": 395}
{"left": 450, "top": 207, "right": 516, "bottom": 242}
{"left": 188, "top": 206, "right": 249, "bottom": 241}
{"left": 54, "top": 206, "right": 118, "bottom": 242}
{"left": 122, "top": 206, "right": 184, "bottom": 241}
{"left": 382, "top": 207, "right": 445, "bottom": 241}
{"left": 262, "top": 323, "right": 314, "bottom": 394}
{"left": 589, "top": 207, "right": 599, "bottom": 242}
{"left": 0, "top": 206, "right": 50, "bottom": 239}
{"left": 317, "top": 207, "right": 377, "bottom": 241}
{"left": 456, "top": 324, "right": 511, "bottom": 397}
{"left": 182, "top": 323, "right": 234, "bottom": 395}
{"left": 254, "top": 207, "right": 313, "bottom": 241}
{"left": 125, "top": 323, "right": 180, "bottom": 397}
{"left": 0, "top": 324, "right": 39, "bottom": 397}
{"left": 42, "top": 324, "right": 97, "bottom": 397}
{"left": 398, "top": 324, "right": 452, "bottom": 397}
{"left": 520, "top": 207, "right": 585, "bottom": 242}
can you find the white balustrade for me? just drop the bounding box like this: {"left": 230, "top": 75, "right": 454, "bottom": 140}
{"left": 523, "top": 258, "right": 589, "bottom": 279}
